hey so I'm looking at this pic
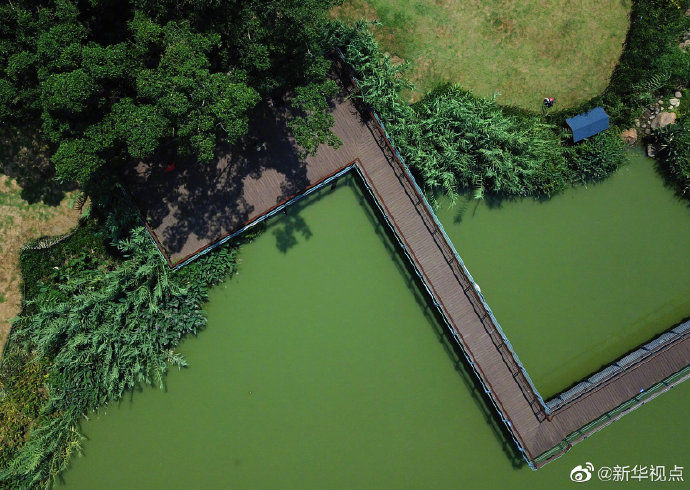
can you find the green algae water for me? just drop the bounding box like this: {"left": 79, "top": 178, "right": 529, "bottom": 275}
{"left": 435, "top": 151, "right": 690, "bottom": 397}
{"left": 61, "top": 163, "right": 690, "bottom": 489}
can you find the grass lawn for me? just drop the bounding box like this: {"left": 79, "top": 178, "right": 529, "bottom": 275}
{"left": 0, "top": 176, "right": 81, "bottom": 357}
{"left": 333, "top": 0, "right": 631, "bottom": 110}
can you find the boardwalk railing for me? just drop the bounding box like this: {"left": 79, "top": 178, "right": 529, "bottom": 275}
{"left": 535, "top": 363, "right": 690, "bottom": 467}
{"left": 132, "top": 50, "right": 690, "bottom": 470}
{"left": 370, "top": 111, "right": 547, "bottom": 418}
{"left": 352, "top": 163, "right": 535, "bottom": 467}
{"left": 349, "top": 68, "right": 690, "bottom": 468}
{"left": 547, "top": 319, "right": 690, "bottom": 412}
{"left": 334, "top": 50, "right": 548, "bottom": 418}
{"left": 172, "top": 165, "right": 356, "bottom": 269}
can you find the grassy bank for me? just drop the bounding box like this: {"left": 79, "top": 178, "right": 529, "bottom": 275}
{"left": 326, "top": 21, "right": 627, "bottom": 202}
{"left": 326, "top": 0, "right": 689, "bottom": 201}
{"left": 598, "top": 0, "right": 689, "bottom": 126}
{"left": 333, "top": 0, "right": 630, "bottom": 109}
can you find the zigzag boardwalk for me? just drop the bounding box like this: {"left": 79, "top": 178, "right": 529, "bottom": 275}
{"left": 350, "top": 101, "right": 690, "bottom": 466}
{"left": 127, "top": 66, "right": 690, "bottom": 468}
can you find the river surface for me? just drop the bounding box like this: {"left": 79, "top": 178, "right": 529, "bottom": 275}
{"left": 62, "top": 155, "right": 690, "bottom": 488}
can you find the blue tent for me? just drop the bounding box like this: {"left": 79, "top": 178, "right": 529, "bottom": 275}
{"left": 566, "top": 107, "right": 609, "bottom": 142}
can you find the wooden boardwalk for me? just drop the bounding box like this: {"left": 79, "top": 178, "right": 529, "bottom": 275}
{"left": 127, "top": 63, "right": 690, "bottom": 468}
{"left": 124, "top": 87, "right": 375, "bottom": 266}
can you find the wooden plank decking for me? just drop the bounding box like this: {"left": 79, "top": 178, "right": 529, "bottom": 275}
{"left": 124, "top": 88, "right": 370, "bottom": 266}
{"left": 126, "top": 65, "right": 690, "bottom": 467}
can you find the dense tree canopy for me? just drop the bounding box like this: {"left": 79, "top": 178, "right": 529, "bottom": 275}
{"left": 0, "top": 0, "right": 339, "bottom": 186}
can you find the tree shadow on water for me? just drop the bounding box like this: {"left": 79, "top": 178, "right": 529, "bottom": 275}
{"left": 272, "top": 212, "right": 312, "bottom": 253}
{"left": 425, "top": 189, "right": 481, "bottom": 225}
{"left": 266, "top": 177, "right": 341, "bottom": 253}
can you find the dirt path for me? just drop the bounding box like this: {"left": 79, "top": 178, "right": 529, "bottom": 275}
{"left": 0, "top": 175, "right": 81, "bottom": 357}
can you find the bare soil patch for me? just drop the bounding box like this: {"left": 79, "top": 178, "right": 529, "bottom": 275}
{"left": 0, "top": 176, "right": 81, "bottom": 357}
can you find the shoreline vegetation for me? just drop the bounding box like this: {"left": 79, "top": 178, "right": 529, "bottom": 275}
{"left": 326, "top": 0, "right": 688, "bottom": 203}
{"left": 0, "top": 198, "right": 251, "bottom": 486}
{"left": 0, "top": 0, "right": 688, "bottom": 487}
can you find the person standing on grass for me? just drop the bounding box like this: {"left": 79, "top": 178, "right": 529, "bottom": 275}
{"left": 542, "top": 97, "right": 555, "bottom": 115}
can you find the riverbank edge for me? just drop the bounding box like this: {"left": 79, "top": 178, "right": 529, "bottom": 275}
{"left": 325, "top": 1, "right": 689, "bottom": 203}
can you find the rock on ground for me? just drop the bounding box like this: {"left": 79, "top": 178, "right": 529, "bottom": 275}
{"left": 651, "top": 111, "right": 677, "bottom": 130}
{"left": 621, "top": 128, "right": 638, "bottom": 144}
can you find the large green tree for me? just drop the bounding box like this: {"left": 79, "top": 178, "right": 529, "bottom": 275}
{"left": 0, "top": 0, "right": 339, "bottom": 187}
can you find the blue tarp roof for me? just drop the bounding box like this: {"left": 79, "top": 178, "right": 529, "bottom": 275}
{"left": 566, "top": 106, "right": 609, "bottom": 142}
